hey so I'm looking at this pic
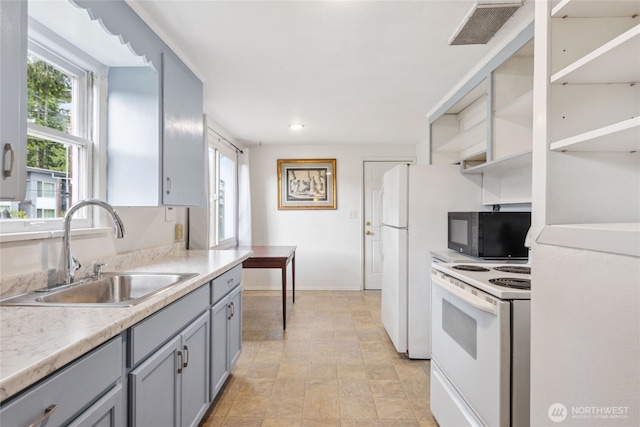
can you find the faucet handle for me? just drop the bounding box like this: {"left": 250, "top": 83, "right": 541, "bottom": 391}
{"left": 69, "top": 253, "right": 81, "bottom": 278}
{"left": 93, "top": 263, "right": 107, "bottom": 278}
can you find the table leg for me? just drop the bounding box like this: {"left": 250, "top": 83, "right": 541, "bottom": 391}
{"left": 292, "top": 253, "right": 296, "bottom": 304}
{"left": 282, "top": 264, "right": 287, "bottom": 330}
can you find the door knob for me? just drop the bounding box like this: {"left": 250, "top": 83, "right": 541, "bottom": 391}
{"left": 366, "top": 230, "right": 372, "bottom": 235}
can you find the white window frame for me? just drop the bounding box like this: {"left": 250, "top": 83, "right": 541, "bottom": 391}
{"left": 0, "top": 20, "right": 103, "bottom": 237}
{"left": 209, "top": 129, "right": 238, "bottom": 249}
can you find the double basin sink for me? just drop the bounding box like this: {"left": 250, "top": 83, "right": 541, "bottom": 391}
{"left": 0, "top": 272, "right": 197, "bottom": 307}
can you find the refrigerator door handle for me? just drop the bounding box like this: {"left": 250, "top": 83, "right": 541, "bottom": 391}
{"left": 377, "top": 186, "right": 384, "bottom": 226}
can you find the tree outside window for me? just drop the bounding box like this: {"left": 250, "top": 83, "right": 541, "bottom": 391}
{"left": 27, "top": 56, "right": 72, "bottom": 172}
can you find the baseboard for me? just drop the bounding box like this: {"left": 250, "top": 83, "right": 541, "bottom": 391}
{"left": 242, "top": 284, "right": 363, "bottom": 292}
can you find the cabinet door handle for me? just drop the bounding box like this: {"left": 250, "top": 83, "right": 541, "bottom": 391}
{"left": 166, "top": 177, "right": 172, "bottom": 194}
{"left": 183, "top": 345, "right": 189, "bottom": 368}
{"left": 27, "top": 404, "right": 58, "bottom": 427}
{"left": 227, "top": 302, "right": 232, "bottom": 320}
{"left": 177, "top": 350, "right": 183, "bottom": 374}
{"left": 230, "top": 301, "right": 235, "bottom": 318}
{"left": 3, "top": 143, "right": 15, "bottom": 178}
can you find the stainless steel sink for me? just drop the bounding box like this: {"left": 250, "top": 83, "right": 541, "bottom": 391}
{"left": 0, "top": 273, "right": 198, "bottom": 307}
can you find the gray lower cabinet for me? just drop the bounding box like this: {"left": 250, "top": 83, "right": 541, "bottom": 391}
{"left": 180, "top": 312, "right": 210, "bottom": 427}
{"left": 129, "top": 307, "right": 210, "bottom": 427}
{"left": 0, "top": 336, "right": 125, "bottom": 427}
{"left": 228, "top": 286, "right": 242, "bottom": 370}
{"left": 129, "top": 334, "right": 181, "bottom": 426}
{"left": 68, "top": 383, "right": 125, "bottom": 427}
{"left": 210, "top": 296, "right": 230, "bottom": 398}
{"left": 210, "top": 265, "right": 243, "bottom": 400}
{"left": 126, "top": 283, "right": 211, "bottom": 427}
{"left": 0, "top": 264, "right": 243, "bottom": 427}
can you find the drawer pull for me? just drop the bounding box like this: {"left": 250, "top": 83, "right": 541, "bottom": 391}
{"left": 177, "top": 350, "right": 183, "bottom": 374}
{"left": 227, "top": 278, "right": 234, "bottom": 286}
{"left": 27, "top": 404, "right": 58, "bottom": 427}
{"left": 183, "top": 345, "right": 189, "bottom": 368}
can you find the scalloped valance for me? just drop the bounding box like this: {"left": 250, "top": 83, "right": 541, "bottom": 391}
{"left": 71, "top": 0, "right": 164, "bottom": 71}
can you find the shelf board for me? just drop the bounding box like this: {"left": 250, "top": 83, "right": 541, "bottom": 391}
{"left": 445, "top": 85, "right": 487, "bottom": 115}
{"left": 552, "top": 0, "right": 640, "bottom": 18}
{"left": 483, "top": 196, "right": 532, "bottom": 205}
{"left": 461, "top": 151, "right": 487, "bottom": 171}
{"left": 433, "top": 121, "right": 487, "bottom": 153}
{"left": 462, "top": 150, "right": 532, "bottom": 174}
{"left": 550, "top": 117, "right": 640, "bottom": 151}
{"left": 537, "top": 223, "right": 640, "bottom": 257}
{"left": 551, "top": 24, "right": 640, "bottom": 84}
{"left": 494, "top": 90, "right": 533, "bottom": 128}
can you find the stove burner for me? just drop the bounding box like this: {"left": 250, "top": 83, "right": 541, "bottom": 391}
{"left": 489, "top": 277, "right": 531, "bottom": 290}
{"left": 493, "top": 266, "right": 531, "bottom": 274}
{"left": 452, "top": 265, "right": 490, "bottom": 272}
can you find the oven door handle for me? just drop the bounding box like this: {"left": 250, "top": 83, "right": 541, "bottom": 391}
{"left": 432, "top": 273, "right": 498, "bottom": 315}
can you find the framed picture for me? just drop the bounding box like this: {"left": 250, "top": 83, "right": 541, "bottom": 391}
{"left": 277, "top": 159, "right": 336, "bottom": 210}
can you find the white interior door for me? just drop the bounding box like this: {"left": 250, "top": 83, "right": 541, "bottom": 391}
{"left": 363, "top": 161, "right": 409, "bottom": 290}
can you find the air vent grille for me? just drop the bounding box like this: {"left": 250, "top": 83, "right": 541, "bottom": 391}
{"left": 449, "top": 3, "right": 522, "bottom": 45}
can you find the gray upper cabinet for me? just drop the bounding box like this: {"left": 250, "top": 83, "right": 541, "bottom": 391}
{"left": 162, "top": 52, "right": 205, "bottom": 207}
{"left": 107, "top": 54, "right": 205, "bottom": 207}
{"left": 0, "top": 0, "right": 27, "bottom": 201}
{"left": 74, "top": 0, "right": 205, "bottom": 207}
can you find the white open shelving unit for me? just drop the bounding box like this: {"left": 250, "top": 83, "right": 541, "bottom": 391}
{"left": 429, "top": 23, "right": 535, "bottom": 205}
{"left": 536, "top": 0, "right": 640, "bottom": 256}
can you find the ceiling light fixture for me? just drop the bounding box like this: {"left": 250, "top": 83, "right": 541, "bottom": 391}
{"left": 289, "top": 123, "right": 304, "bottom": 130}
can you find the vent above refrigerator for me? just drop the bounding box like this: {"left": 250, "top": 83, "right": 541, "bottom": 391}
{"left": 449, "top": 1, "right": 523, "bottom": 45}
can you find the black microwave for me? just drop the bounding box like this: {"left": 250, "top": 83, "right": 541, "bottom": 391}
{"left": 447, "top": 211, "right": 531, "bottom": 259}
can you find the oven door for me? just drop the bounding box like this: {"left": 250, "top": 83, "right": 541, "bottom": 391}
{"left": 431, "top": 271, "right": 511, "bottom": 427}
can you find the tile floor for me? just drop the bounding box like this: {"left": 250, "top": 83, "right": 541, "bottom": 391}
{"left": 200, "top": 290, "right": 438, "bottom": 427}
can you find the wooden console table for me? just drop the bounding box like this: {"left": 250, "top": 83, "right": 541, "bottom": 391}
{"left": 239, "top": 245, "right": 296, "bottom": 330}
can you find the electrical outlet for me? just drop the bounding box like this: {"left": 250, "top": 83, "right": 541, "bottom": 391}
{"left": 165, "top": 207, "right": 175, "bottom": 222}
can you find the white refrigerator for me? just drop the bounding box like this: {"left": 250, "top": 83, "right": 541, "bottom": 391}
{"left": 380, "top": 164, "right": 483, "bottom": 359}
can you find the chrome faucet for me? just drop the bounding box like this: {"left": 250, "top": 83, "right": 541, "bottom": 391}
{"left": 58, "top": 199, "right": 125, "bottom": 286}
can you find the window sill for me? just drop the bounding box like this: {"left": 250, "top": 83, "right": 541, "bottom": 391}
{"left": 0, "top": 227, "right": 113, "bottom": 244}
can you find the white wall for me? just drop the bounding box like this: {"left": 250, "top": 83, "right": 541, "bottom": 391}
{"left": 530, "top": 243, "right": 640, "bottom": 426}
{"left": 0, "top": 207, "right": 187, "bottom": 279}
{"left": 244, "top": 143, "right": 415, "bottom": 291}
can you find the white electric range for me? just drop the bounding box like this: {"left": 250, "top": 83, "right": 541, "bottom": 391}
{"left": 430, "top": 262, "right": 531, "bottom": 427}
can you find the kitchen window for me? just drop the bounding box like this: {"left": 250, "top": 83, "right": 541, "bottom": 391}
{"left": 208, "top": 134, "right": 238, "bottom": 248}
{"left": 0, "top": 28, "right": 96, "bottom": 234}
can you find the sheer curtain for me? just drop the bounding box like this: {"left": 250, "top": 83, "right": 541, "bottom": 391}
{"left": 237, "top": 149, "right": 252, "bottom": 246}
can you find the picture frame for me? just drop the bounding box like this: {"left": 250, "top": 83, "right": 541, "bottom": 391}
{"left": 277, "top": 159, "right": 336, "bottom": 210}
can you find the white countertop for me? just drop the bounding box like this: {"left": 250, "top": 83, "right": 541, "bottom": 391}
{"left": 0, "top": 249, "right": 252, "bottom": 402}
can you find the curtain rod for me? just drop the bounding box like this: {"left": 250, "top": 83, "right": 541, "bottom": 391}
{"left": 209, "top": 128, "right": 244, "bottom": 154}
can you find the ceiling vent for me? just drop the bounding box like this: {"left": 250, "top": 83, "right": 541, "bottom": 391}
{"left": 449, "top": 1, "right": 523, "bottom": 45}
